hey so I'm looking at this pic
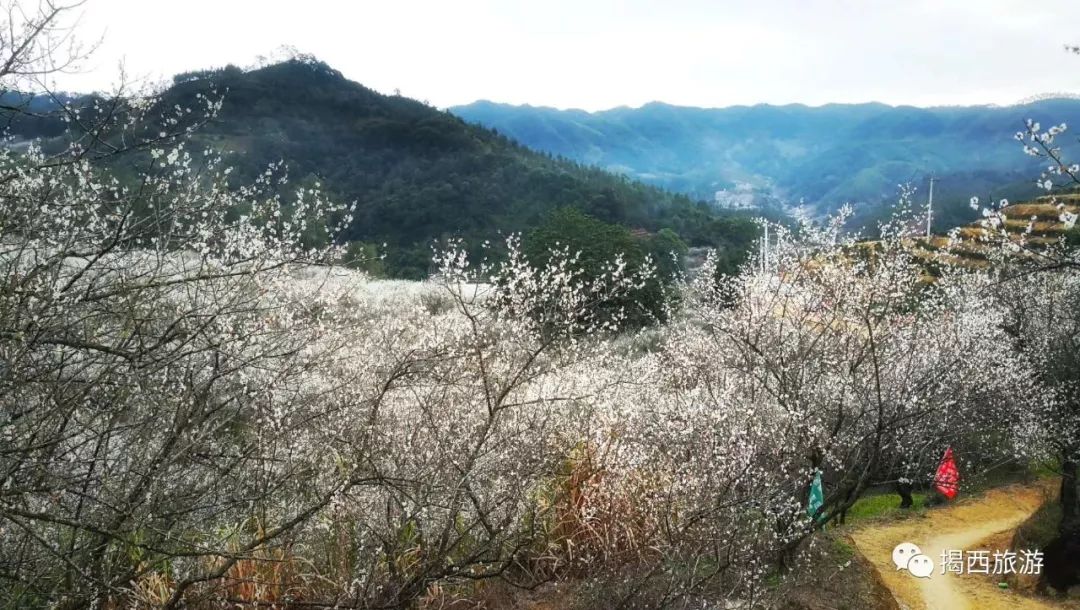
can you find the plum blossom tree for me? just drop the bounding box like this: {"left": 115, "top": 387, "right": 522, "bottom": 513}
{"left": 0, "top": 103, "right": 369, "bottom": 608}
{"left": 488, "top": 207, "right": 1041, "bottom": 607}
{"left": 0, "top": 2, "right": 1065, "bottom": 608}
{"left": 664, "top": 211, "right": 1035, "bottom": 529}
{"left": 949, "top": 52, "right": 1080, "bottom": 582}
{"left": 0, "top": 3, "right": 379, "bottom": 607}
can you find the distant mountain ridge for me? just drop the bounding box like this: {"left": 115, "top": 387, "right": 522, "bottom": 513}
{"left": 6, "top": 59, "right": 762, "bottom": 278}
{"left": 450, "top": 98, "right": 1080, "bottom": 229}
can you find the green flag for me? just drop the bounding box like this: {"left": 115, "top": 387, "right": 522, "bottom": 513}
{"left": 807, "top": 470, "right": 824, "bottom": 520}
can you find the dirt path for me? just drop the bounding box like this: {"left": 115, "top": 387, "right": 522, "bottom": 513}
{"left": 849, "top": 479, "right": 1060, "bottom": 610}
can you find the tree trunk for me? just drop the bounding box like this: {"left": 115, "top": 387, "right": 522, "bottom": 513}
{"left": 1044, "top": 456, "right": 1080, "bottom": 594}
{"left": 1061, "top": 458, "right": 1080, "bottom": 542}
{"left": 896, "top": 480, "right": 914, "bottom": 509}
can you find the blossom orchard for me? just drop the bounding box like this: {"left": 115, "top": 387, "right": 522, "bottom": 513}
{"left": 0, "top": 2, "right": 1069, "bottom": 608}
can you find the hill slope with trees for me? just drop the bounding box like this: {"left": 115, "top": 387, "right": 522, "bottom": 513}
{"left": 14, "top": 59, "right": 760, "bottom": 278}
{"left": 450, "top": 98, "right": 1080, "bottom": 229}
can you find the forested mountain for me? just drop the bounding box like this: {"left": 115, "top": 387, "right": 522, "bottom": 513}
{"left": 451, "top": 98, "right": 1080, "bottom": 229}
{"left": 8, "top": 59, "right": 760, "bottom": 278}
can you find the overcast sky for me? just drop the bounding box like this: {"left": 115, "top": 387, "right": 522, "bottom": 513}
{"left": 49, "top": 0, "right": 1080, "bottom": 111}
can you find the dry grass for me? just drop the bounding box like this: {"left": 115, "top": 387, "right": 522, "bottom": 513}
{"left": 178, "top": 524, "right": 314, "bottom": 609}
{"left": 910, "top": 249, "right": 991, "bottom": 270}
{"left": 541, "top": 442, "right": 662, "bottom": 577}
{"left": 1000, "top": 203, "right": 1080, "bottom": 220}
{"left": 956, "top": 226, "right": 991, "bottom": 240}
{"left": 1003, "top": 219, "right": 1068, "bottom": 234}
{"left": 105, "top": 541, "right": 309, "bottom": 609}
{"left": 115, "top": 567, "right": 175, "bottom": 609}
{"left": 214, "top": 543, "right": 306, "bottom": 607}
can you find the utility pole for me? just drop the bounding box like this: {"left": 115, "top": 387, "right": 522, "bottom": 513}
{"left": 926, "top": 176, "right": 936, "bottom": 238}
{"left": 763, "top": 221, "right": 769, "bottom": 272}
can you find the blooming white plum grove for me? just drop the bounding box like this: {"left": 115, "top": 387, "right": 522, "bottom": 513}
{"left": 647, "top": 215, "right": 1040, "bottom": 540}
{"left": 970, "top": 91, "right": 1080, "bottom": 550}
{"left": 0, "top": 115, "right": 1045, "bottom": 607}
{"left": 0, "top": 3, "right": 1074, "bottom": 608}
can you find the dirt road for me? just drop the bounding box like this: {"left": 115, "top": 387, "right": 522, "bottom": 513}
{"left": 849, "top": 479, "right": 1061, "bottom": 610}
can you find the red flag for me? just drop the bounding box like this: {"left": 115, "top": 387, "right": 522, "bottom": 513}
{"left": 934, "top": 447, "right": 960, "bottom": 500}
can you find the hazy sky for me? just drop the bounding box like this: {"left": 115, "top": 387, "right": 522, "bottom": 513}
{"left": 49, "top": 0, "right": 1080, "bottom": 111}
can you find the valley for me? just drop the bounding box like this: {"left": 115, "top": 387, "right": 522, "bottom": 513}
{"left": 451, "top": 99, "right": 1080, "bottom": 230}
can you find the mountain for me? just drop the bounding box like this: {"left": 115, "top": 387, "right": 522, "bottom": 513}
{"left": 450, "top": 99, "right": 1080, "bottom": 230}
{"left": 8, "top": 60, "right": 762, "bottom": 278}
{"left": 151, "top": 61, "right": 767, "bottom": 277}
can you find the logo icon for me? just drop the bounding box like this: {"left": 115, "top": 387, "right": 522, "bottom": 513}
{"left": 907, "top": 553, "right": 935, "bottom": 578}
{"left": 893, "top": 542, "right": 934, "bottom": 578}
{"left": 892, "top": 542, "right": 921, "bottom": 570}
{"left": 893, "top": 542, "right": 1043, "bottom": 578}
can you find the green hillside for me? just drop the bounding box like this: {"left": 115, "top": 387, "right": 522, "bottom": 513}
{"left": 143, "top": 59, "right": 759, "bottom": 277}
{"left": 450, "top": 99, "right": 1080, "bottom": 231}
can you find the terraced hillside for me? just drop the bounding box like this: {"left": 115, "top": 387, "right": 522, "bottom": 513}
{"left": 861, "top": 194, "right": 1080, "bottom": 276}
